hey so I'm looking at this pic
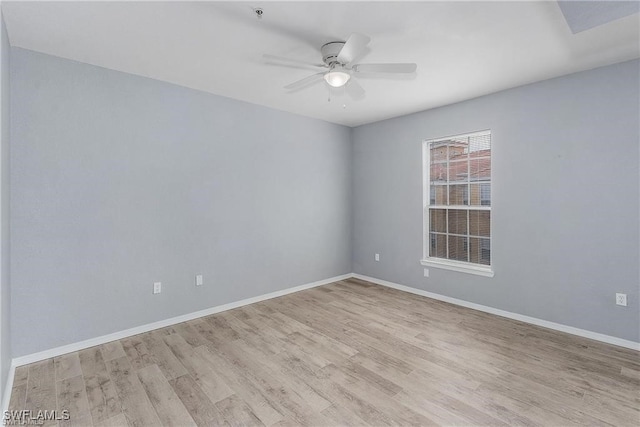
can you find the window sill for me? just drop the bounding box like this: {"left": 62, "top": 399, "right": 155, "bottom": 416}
{"left": 420, "top": 258, "right": 494, "bottom": 277}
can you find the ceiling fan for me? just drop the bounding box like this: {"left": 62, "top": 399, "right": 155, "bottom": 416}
{"left": 264, "top": 33, "right": 417, "bottom": 100}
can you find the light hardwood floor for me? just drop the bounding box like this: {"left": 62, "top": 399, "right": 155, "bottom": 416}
{"left": 8, "top": 278, "right": 640, "bottom": 426}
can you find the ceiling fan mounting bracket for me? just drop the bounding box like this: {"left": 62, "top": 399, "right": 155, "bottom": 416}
{"left": 321, "top": 41, "right": 346, "bottom": 66}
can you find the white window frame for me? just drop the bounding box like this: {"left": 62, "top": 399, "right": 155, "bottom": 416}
{"left": 421, "top": 130, "right": 494, "bottom": 277}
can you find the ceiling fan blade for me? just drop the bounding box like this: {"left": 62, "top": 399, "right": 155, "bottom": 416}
{"left": 337, "top": 33, "right": 371, "bottom": 65}
{"left": 353, "top": 63, "right": 417, "bottom": 73}
{"left": 284, "top": 72, "right": 325, "bottom": 91}
{"left": 263, "top": 54, "right": 326, "bottom": 71}
{"left": 345, "top": 79, "right": 365, "bottom": 101}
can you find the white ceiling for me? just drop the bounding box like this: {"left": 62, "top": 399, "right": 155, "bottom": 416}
{"left": 3, "top": 1, "right": 639, "bottom": 127}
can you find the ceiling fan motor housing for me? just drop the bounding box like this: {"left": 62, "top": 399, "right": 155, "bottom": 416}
{"left": 321, "top": 41, "right": 346, "bottom": 66}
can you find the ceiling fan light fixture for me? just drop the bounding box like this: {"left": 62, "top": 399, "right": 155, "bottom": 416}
{"left": 324, "top": 69, "right": 351, "bottom": 88}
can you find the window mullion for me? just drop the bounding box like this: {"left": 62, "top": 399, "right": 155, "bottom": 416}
{"left": 445, "top": 144, "right": 450, "bottom": 260}
{"left": 467, "top": 139, "right": 471, "bottom": 263}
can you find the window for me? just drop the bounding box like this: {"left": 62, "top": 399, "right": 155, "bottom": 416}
{"left": 480, "top": 238, "right": 491, "bottom": 264}
{"left": 480, "top": 183, "right": 491, "bottom": 206}
{"left": 422, "top": 130, "right": 493, "bottom": 276}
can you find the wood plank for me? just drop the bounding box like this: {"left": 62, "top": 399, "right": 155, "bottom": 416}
{"left": 79, "top": 345, "right": 123, "bottom": 424}
{"left": 8, "top": 383, "right": 27, "bottom": 412}
{"left": 78, "top": 346, "right": 106, "bottom": 377}
{"left": 250, "top": 305, "right": 312, "bottom": 335}
{"left": 137, "top": 364, "right": 196, "bottom": 426}
{"left": 348, "top": 350, "right": 413, "bottom": 384}
{"left": 172, "top": 322, "right": 208, "bottom": 348}
{"left": 215, "top": 341, "right": 330, "bottom": 426}
{"left": 162, "top": 333, "right": 234, "bottom": 404}
{"left": 101, "top": 341, "right": 126, "bottom": 362}
{"left": 193, "top": 346, "right": 284, "bottom": 426}
{"left": 320, "top": 403, "right": 368, "bottom": 427}
{"left": 204, "top": 314, "right": 241, "bottom": 342}
{"left": 56, "top": 375, "right": 92, "bottom": 427}
{"left": 229, "top": 339, "right": 332, "bottom": 412}
{"left": 24, "top": 359, "right": 57, "bottom": 427}
{"left": 120, "top": 336, "right": 154, "bottom": 372}
{"left": 320, "top": 363, "right": 438, "bottom": 426}
{"left": 621, "top": 366, "right": 640, "bottom": 380}
{"left": 106, "top": 356, "right": 161, "bottom": 427}
{"left": 477, "top": 377, "right": 615, "bottom": 426}
{"left": 55, "top": 353, "right": 83, "bottom": 381}
{"left": 401, "top": 369, "right": 526, "bottom": 426}
{"left": 393, "top": 389, "right": 482, "bottom": 426}
{"left": 338, "top": 359, "right": 403, "bottom": 397}
{"left": 84, "top": 371, "right": 123, "bottom": 424}
{"left": 169, "top": 375, "right": 225, "bottom": 426}
{"left": 293, "top": 363, "right": 399, "bottom": 426}
{"left": 217, "top": 313, "right": 284, "bottom": 358}
{"left": 215, "top": 394, "right": 264, "bottom": 427}
{"left": 285, "top": 331, "right": 352, "bottom": 366}
{"left": 13, "top": 365, "right": 29, "bottom": 387}
{"left": 141, "top": 332, "right": 188, "bottom": 381}
{"left": 94, "top": 413, "right": 129, "bottom": 427}
{"left": 580, "top": 390, "right": 640, "bottom": 425}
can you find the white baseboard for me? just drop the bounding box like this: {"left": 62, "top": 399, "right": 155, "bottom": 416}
{"left": 11, "top": 273, "right": 352, "bottom": 369}
{"left": 352, "top": 273, "right": 640, "bottom": 351}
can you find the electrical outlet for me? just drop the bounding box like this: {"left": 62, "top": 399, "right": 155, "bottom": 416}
{"left": 153, "top": 282, "right": 162, "bottom": 294}
{"left": 196, "top": 274, "right": 203, "bottom": 286}
{"left": 424, "top": 268, "right": 429, "bottom": 277}
{"left": 616, "top": 293, "right": 627, "bottom": 306}
{"left": 375, "top": 253, "right": 380, "bottom": 262}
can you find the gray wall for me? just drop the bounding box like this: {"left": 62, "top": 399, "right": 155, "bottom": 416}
{"left": 352, "top": 59, "right": 640, "bottom": 342}
{"left": 0, "top": 13, "right": 11, "bottom": 400}
{"left": 10, "top": 48, "right": 352, "bottom": 357}
{"left": 8, "top": 47, "right": 639, "bottom": 358}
